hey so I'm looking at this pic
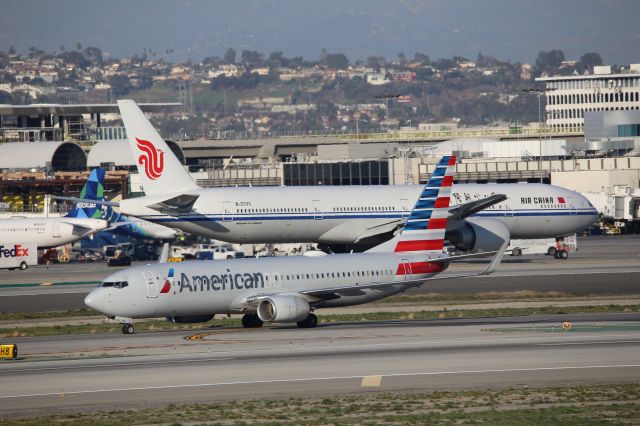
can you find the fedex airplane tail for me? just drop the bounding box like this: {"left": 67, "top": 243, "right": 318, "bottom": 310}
{"left": 117, "top": 99, "right": 199, "bottom": 196}
{"left": 394, "top": 155, "right": 456, "bottom": 254}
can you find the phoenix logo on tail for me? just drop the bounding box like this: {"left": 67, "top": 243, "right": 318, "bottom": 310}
{"left": 136, "top": 138, "right": 164, "bottom": 180}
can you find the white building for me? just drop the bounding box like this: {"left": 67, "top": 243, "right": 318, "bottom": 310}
{"left": 536, "top": 64, "right": 640, "bottom": 132}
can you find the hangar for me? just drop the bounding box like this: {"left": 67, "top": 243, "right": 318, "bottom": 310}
{"left": 0, "top": 141, "right": 86, "bottom": 171}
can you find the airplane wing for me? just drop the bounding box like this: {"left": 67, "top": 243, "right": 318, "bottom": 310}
{"left": 147, "top": 194, "right": 199, "bottom": 215}
{"left": 244, "top": 243, "right": 508, "bottom": 303}
{"left": 448, "top": 193, "right": 507, "bottom": 219}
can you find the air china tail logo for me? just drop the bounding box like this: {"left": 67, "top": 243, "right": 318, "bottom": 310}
{"left": 136, "top": 138, "right": 164, "bottom": 180}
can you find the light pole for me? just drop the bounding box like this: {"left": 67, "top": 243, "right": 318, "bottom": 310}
{"left": 522, "top": 87, "right": 555, "bottom": 183}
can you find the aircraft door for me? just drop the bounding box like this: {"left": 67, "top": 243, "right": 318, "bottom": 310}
{"left": 143, "top": 271, "right": 158, "bottom": 298}
{"left": 401, "top": 259, "right": 412, "bottom": 281}
{"left": 312, "top": 200, "right": 323, "bottom": 220}
{"left": 52, "top": 221, "right": 61, "bottom": 238}
{"left": 222, "top": 201, "right": 233, "bottom": 221}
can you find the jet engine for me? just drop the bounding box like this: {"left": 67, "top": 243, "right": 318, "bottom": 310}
{"left": 167, "top": 314, "right": 215, "bottom": 323}
{"left": 257, "top": 296, "right": 310, "bottom": 323}
{"left": 446, "top": 218, "right": 510, "bottom": 253}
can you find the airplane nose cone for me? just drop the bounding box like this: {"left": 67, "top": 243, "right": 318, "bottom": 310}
{"left": 84, "top": 289, "right": 106, "bottom": 313}
{"left": 84, "top": 293, "right": 97, "bottom": 310}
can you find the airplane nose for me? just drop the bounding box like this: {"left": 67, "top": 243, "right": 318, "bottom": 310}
{"left": 84, "top": 289, "right": 107, "bottom": 313}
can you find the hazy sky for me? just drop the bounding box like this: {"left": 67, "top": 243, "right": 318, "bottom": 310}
{"left": 2, "top": 0, "right": 639, "bottom": 64}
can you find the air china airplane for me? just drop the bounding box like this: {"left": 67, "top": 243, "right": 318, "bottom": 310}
{"left": 0, "top": 174, "right": 109, "bottom": 248}
{"left": 85, "top": 156, "right": 507, "bottom": 334}
{"left": 116, "top": 100, "right": 598, "bottom": 253}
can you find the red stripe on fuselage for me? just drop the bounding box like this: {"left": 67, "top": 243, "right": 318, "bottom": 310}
{"left": 396, "top": 261, "right": 446, "bottom": 275}
{"left": 395, "top": 239, "right": 444, "bottom": 252}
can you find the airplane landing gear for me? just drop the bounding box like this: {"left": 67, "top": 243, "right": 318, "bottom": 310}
{"left": 297, "top": 313, "right": 318, "bottom": 328}
{"left": 241, "top": 313, "right": 263, "bottom": 328}
{"left": 121, "top": 323, "right": 135, "bottom": 334}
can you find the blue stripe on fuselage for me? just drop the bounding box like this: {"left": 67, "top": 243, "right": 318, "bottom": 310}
{"left": 140, "top": 208, "right": 598, "bottom": 223}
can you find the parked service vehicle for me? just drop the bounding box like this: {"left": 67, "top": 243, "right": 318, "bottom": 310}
{"left": 0, "top": 243, "right": 37, "bottom": 270}
{"left": 105, "top": 243, "right": 133, "bottom": 267}
{"left": 195, "top": 244, "right": 240, "bottom": 260}
{"left": 509, "top": 234, "right": 577, "bottom": 259}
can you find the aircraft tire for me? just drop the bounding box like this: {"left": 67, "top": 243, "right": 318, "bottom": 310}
{"left": 242, "top": 314, "right": 263, "bottom": 328}
{"left": 122, "top": 324, "right": 135, "bottom": 334}
{"left": 297, "top": 313, "right": 318, "bottom": 328}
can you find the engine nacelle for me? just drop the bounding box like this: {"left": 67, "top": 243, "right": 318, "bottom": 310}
{"left": 447, "top": 218, "right": 510, "bottom": 253}
{"left": 167, "top": 314, "right": 215, "bottom": 323}
{"left": 257, "top": 295, "right": 310, "bottom": 323}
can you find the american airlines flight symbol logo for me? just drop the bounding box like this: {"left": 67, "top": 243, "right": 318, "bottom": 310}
{"left": 136, "top": 138, "right": 164, "bottom": 180}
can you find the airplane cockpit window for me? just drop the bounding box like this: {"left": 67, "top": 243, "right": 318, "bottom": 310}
{"left": 101, "top": 281, "right": 129, "bottom": 289}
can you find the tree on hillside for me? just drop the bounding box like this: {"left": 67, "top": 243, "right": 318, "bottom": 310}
{"left": 223, "top": 48, "right": 236, "bottom": 64}
{"left": 534, "top": 49, "right": 565, "bottom": 76}
{"left": 413, "top": 53, "right": 430, "bottom": 65}
{"left": 323, "top": 53, "right": 349, "bottom": 70}
{"left": 577, "top": 52, "right": 603, "bottom": 73}
{"left": 240, "top": 50, "right": 264, "bottom": 67}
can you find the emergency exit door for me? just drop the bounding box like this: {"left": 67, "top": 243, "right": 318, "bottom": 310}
{"left": 143, "top": 271, "right": 158, "bottom": 298}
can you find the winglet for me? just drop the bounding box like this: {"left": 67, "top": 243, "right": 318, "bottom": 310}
{"left": 394, "top": 155, "right": 456, "bottom": 254}
{"left": 479, "top": 240, "right": 508, "bottom": 275}
{"left": 158, "top": 243, "right": 170, "bottom": 263}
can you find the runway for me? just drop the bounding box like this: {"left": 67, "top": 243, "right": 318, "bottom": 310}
{"left": 1, "top": 315, "right": 639, "bottom": 416}
{"left": 1, "top": 235, "right": 639, "bottom": 313}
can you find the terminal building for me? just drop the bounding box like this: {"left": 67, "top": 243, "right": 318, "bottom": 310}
{"left": 536, "top": 64, "right": 640, "bottom": 132}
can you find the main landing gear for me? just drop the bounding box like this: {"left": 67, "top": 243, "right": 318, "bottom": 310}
{"left": 121, "top": 323, "right": 135, "bottom": 334}
{"left": 296, "top": 313, "right": 318, "bottom": 329}
{"left": 242, "top": 313, "right": 264, "bottom": 328}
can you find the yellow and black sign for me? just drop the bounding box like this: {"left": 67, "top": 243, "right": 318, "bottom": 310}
{"left": 0, "top": 344, "right": 17, "bottom": 359}
{"left": 168, "top": 257, "right": 184, "bottom": 263}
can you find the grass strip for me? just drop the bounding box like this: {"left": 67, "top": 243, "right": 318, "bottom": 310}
{"left": 1, "top": 383, "right": 639, "bottom": 424}
{"left": 1, "top": 304, "right": 638, "bottom": 338}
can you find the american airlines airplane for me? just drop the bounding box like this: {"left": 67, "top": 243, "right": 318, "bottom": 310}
{"left": 116, "top": 100, "right": 598, "bottom": 253}
{"left": 85, "top": 155, "right": 507, "bottom": 334}
{"left": 0, "top": 174, "right": 109, "bottom": 248}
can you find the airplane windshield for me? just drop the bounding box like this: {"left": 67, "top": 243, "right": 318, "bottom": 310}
{"left": 101, "top": 281, "right": 129, "bottom": 289}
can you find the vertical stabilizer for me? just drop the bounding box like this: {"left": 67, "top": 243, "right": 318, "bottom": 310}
{"left": 117, "top": 99, "right": 199, "bottom": 195}
{"left": 394, "top": 155, "right": 457, "bottom": 254}
{"left": 65, "top": 168, "right": 118, "bottom": 221}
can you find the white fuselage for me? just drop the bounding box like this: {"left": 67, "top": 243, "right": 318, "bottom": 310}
{"left": 120, "top": 183, "right": 598, "bottom": 244}
{"left": 85, "top": 252, "right": 445, "bottom": 319}
{"left": 0, "top": 217, "right": 108, "bottom": 248}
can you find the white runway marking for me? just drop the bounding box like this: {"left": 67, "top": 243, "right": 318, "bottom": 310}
{"left": 1, "top": 364, "right": 638, "bottom": 400}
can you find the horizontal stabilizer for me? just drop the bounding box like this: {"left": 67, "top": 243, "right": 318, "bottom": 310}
{"left": 449, "top": 193, "right": 507, "bottom": 219}
{"left": 147, "top": 194, "right": 199, "bottom": 215}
